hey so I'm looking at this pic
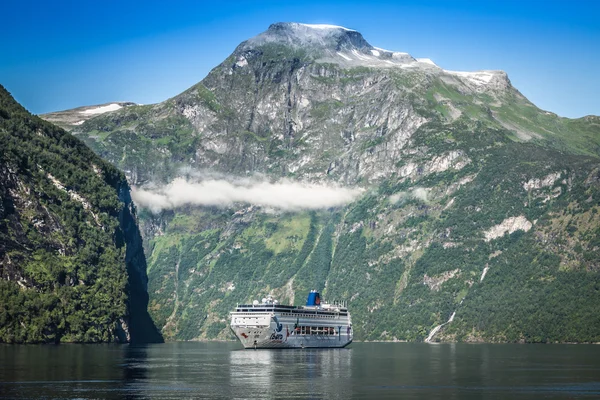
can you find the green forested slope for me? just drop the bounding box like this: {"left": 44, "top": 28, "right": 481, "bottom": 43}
{"left": 0, "top": 85, "right": 161, "bottom": 343}
{"left": 139, "top": 124, "right": 600, "bottom": 343}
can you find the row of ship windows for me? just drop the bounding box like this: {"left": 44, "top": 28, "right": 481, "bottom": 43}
{"left": 237, "top": 309, "right": 348, "bottom": 317}
{"left": 294, "top": 326, "right": 349, "bottom": 335}
{"left": 279, "top": 312, "right": 338, "bottom": 319}
{"left": 234, "top": 312, "right": 345, "bottom": 319}
{"left": 235, "top": 318, "right": 266, "bottom": 324}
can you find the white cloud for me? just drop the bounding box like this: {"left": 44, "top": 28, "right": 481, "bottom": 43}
{"left": 389, "top": 187, "right": 429, "bottom": 204}
{"left": 131, "top": 177, "right": 363, "bottom": 213}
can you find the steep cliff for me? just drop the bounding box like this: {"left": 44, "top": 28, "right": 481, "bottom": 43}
{"left": 0, "top": 85, "right": 161, "bottom": 343}
{"left": 42, "top": 23, "right": 600, "bottom": 343}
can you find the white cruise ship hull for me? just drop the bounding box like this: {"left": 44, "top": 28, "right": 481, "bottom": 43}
{"left": 230, "top": 310, "right": 352, "bottom": 349}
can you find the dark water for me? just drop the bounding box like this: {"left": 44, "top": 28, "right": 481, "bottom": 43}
{"left": 1, "top": 342, "right": 600, "bottom": 399}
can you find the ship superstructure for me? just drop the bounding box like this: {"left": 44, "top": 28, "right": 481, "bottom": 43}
{"left": 230, "top": 290, "right": 352, "bottom": 349}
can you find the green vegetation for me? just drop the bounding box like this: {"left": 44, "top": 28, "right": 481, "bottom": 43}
{"left": 74, "top": 103, "right": 197, "bottom": 184}
{"left": 135, "top": 111, "right": 600, "bottom": 342}
{"left": 0, "top": 85, "right": 160, "bottom": 343}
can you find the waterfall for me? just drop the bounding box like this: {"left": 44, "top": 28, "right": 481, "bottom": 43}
{"left": 425, "top": 311, "right": 456, "bottom": 343}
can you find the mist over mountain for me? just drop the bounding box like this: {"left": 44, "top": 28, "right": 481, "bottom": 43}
{"left": 42, "top": 23, "right": 600, "bottom": 343}
{"left": 131, "top": 176, "right": 363, "bottom": 213}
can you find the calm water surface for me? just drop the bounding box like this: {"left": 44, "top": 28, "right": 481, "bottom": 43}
{"left": 1, "top": 342, "right": 600, "bottom": 399}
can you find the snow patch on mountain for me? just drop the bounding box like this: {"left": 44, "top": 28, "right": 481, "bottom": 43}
{"left": 337, "top": 52, "right": 352, "bottom": 61}
{"left": 417, "top": 58, "right": 438, "bottom": 67}
{"left": 80, "top": 103, "right": 123, "bottom": 115}
{"left": 373, "top": 46, "right": 391, "bottom": 53}
{"left": 351, "top": 49, "right": 371, "bottom": 61}
{"left": 445, "top": 70, "right": 496, "bottom": 86}
{"left": 299, "top": 23, "right": 355, "bottom": 31}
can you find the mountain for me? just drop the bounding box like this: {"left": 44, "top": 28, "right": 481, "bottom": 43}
{"left": 41, "top": 23, "right": 600, "bottom": 343}
{"left": 42, "top": 102, "right": 138, "bottom": 131}
{"left": 0, "top": 85, "right": 162, "bottom": 344}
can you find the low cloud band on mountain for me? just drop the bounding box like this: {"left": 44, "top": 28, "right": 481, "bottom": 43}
{"left": 131, "top": 177, "right": 363, "bottom": 212}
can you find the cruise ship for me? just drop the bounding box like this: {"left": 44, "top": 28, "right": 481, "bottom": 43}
{"left": 230, "top": 290, "right": 352, "bottom": 349}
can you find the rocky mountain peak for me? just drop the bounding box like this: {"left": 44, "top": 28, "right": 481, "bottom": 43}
{"left": 232, "top": 22, "right": 511, "bottom": 92}
{"left": 241, "top": 22, "right": 373, "bottom": 53}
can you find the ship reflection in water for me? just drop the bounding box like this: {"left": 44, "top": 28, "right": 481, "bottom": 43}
{"left": 229, "top": 348, "right": 353, "bottom": 398}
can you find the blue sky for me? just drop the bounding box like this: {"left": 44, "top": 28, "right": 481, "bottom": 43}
{"left": 1, "top": 0, "right": 599, "bottom": 118}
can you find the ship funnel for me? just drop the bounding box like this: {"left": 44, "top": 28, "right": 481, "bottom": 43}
{"left": 306, "top": 290, "right": 321, "bottom": 306}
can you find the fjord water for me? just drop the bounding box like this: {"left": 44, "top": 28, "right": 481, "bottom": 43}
{"left": 1, "top": 342, "right": 599, "bottom": 399}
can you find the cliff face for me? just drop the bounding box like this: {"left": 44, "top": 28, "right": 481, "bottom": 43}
{"left": 42, "top": 23, "right": 600, "bottom": 343}
{"left": 0, "top": 85, "right": 161, "bottom": 343}
{"left": 118, "top": 186, "right": 163, "bottom": 344}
